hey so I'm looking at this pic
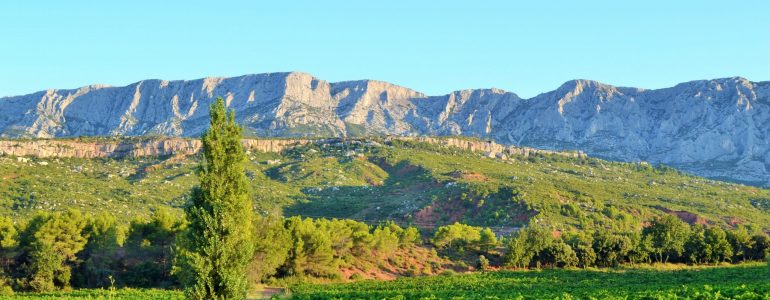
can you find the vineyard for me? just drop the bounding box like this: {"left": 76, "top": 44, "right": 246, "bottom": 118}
{"left": 288, "top": 263, "right": 770, "bottom": 299}
{"left": 2, "top": 264, "right": 767, "bottom": 299}
{"left": 6, "top": 289, "right": 182, "bottom": 299}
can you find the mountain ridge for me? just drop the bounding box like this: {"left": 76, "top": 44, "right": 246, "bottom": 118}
{"left": 1, "top": 72, "right": 769, "bottom": 187}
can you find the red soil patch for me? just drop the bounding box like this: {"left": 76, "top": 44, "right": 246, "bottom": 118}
{"left": 413, "top": 197, "right": 468, "bottom": 227}
{"left": 725, "top": 217, "right": 743, "bottom": 227}
{"left": 449, "top": 170, "right": 488, "bottom": 182}
{"left": 394, "top": 164, "right": 420, "bottom": 177}
{"left": 339, "top": 248, "right": 449, "bottom": 281}
{"left": 654, "top": 206, "right": 709, "bottom": 225}
{"left": 512, "top": 210, "right": 538, "bottom": 223}
{"left": 340, "top": 267, "right": 396, "bottom": 281}
{"left": 414, "top": 204, "right": 439, "bottom": 226}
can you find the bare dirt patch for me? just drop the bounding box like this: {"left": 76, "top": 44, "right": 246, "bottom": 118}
{"left": 654, "top": 206, "right": 709, "bottom": 225}
{"left": 448, "top": 170, "right": 488, "bottom": 182}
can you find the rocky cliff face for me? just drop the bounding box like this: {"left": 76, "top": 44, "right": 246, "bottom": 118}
{"left": 0, "top": 137, "right": 576, "bottom": 161}
{"left": 1, "top": 72, "right": 768, "bottom": 186}
{"left": 496, "top": 78, "right": 770, "bottom": 186}
{"left": 0, "top": 138, "right": 314, "bottom": 158}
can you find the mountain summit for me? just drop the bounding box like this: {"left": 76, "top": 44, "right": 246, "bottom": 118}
{"left": 1, "top": 72, "right": 769, "bottom": 186}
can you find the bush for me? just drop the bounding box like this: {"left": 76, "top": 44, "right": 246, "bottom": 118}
{"left": 349, "top": 273, "right": 364, "bottom": 281}
{"left": 478, "top": 255, "right": 490, "bottom": 271}
{"left": 538, "top": 240, "right": 578, "bottom": 268}
{"left": 0, "top": 273, "right": 13, "bottom": 296}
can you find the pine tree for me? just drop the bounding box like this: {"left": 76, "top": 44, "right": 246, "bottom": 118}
{"left": 479, "top": 228, "right": 498, "bottom": 253}
{"left": 21, "top": 209, "right": 88, "bottom": 292}
{"left": 175, "top": 97, "right": 255, "bottom": 300}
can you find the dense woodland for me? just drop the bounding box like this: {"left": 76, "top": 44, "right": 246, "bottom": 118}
{"left": 0, "top": 209, "right": 767, "bottom": 295}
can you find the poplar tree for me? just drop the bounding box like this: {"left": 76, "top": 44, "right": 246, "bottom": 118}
{"left": 176, "top": 97, "right": 255, "bottom": 300}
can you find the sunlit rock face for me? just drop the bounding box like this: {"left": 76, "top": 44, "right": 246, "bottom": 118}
{"left": 1, "top": 73, "right": 768, "bottom": 186}
{"left": 496, "top": 77, "right": 770, "bottom": 186}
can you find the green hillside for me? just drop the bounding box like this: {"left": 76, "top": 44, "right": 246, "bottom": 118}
{"left": 1, "top": 138, "right": 769, "bottom": 232}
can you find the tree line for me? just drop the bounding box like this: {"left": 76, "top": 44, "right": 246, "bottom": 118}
{"left": 0, "top": 209, "right": 424, "bottom": 295}
{"left": 429, "top": 216, "right": 770, "bottom": 270}
{"left": 506, "top": 215, "right": 769, "bottom": 268}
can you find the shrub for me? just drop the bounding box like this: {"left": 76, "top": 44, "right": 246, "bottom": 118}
{"left": 349, "top": 273, "right": 364, "bottom": 281}
{"left": 478, "top": 255, "right": 490, "bottom": 271}
{"left": 0, "top": 273, "right": 13, "bottom": 296}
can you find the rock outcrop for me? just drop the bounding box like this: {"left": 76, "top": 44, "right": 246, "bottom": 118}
{"left": 1, "top": 72, "right": 769, "bottom": 186}
{"left": 397, "top": 137, "right": 585, "bottom": 159}
{"left": 0, "top": 137, "right": 580, "bottom": 161}
{"left": 0, "top": 138, "right": 313, "bottom": 158}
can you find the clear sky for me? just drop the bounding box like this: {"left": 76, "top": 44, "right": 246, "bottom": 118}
{"left": 1, "top": 0, "right": 769, "bottom": 98}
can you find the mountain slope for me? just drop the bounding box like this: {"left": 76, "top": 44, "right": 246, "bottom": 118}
{"left": 1, "top": 72, "right": 769, "bottom": 186}
{"left": 2, "top": 138, "right": 769, "bottom": 231}
{"left": 497, "top": 78, "right": 770, "bottom": 186}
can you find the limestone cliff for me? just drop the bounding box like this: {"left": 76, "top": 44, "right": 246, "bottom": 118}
{"left": 0, "top": 138, "right": 312, "bottom": 158}
{"left": 0, "top": 137, "right": 580, "bottom": 161}
{"left": 1, "top": 72, "right": 768, "bottom": 186}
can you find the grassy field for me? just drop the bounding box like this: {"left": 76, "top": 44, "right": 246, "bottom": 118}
{"left": 288, "top": 263, "right": 770, "bottom": 299}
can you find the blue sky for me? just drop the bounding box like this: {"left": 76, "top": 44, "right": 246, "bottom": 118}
{"left": 1, "top": 0, "right": 768, "bottom": 98}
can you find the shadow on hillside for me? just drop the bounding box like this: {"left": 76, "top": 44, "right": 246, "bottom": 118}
{"left": 279, "top": 159, "right": 441, "bottom": 226}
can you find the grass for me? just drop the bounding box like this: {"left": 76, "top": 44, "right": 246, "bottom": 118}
{"left": 288, "top": 263, "right": 770, "bottom": 299}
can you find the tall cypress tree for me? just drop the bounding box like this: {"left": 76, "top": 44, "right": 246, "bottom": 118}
{"left": 175, "top": 97, "right": 255, "bottom": 299}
